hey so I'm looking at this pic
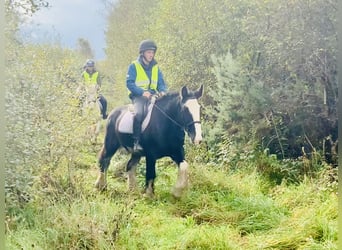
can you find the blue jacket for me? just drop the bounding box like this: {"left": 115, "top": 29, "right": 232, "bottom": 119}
{"left": 126, "top": 55, "right": 167, "bottom": 98}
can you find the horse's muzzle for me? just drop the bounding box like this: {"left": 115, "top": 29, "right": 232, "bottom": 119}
{"left": 192, "top": 131, "right": 203, "bottom": 145}
{"left": 193, "top": 123, "right": 203, "bottom": 145}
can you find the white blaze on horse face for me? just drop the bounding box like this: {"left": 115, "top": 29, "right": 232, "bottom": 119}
{"left": 185, "top": 99, "right": 202, "bottom": 144}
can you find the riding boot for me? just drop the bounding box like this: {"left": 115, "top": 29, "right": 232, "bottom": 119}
{"left": 132, "top": 118, "right": 143, "bottom": 152}
{"left": 101, "top": 96, "right": 108, "bottom": 119}
{"left": 99, "top": 95, "right": 108, "bottom": 119}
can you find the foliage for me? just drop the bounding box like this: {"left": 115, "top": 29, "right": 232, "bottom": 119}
{"left": 202, "top": 132, "right": 337, "bottom": 187}
{"left": 5, "top": 25, "right": 95, "bottom": 211}
{"left": 207, "top": 52, "right": 271, "bottom": 145}
{"left": 208, "top": 46, "right": 337, "bottom": 160}
{"left": 5, "top": 0, "right": 49, "bottom": 16}
{"left": 77, "top": 38, "right": 94, "bottom": 60}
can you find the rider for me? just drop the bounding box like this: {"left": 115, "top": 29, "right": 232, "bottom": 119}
{"left": 126, "top": 39, "right": 167, "bottom": 152}
{"left": 81, "top": 59, "right": 108, "bottom": 119}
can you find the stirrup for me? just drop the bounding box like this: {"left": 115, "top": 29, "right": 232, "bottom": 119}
{"left": 133, "top": 142, "right": 143, "bottom": 152}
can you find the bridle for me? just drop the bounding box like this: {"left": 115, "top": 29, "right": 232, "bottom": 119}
{"left": 186, "top": 120, "right": 201, "bottom": 128}
{"left": 153, "top": 98, "right": 201, "bottom": 131}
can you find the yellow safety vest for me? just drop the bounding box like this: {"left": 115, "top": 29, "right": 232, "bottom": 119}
{"left": 82, "top": 71, "right": 99, "bottom": 86}
{"left": 133, "top": 61, "right": 158, "bottom": 91}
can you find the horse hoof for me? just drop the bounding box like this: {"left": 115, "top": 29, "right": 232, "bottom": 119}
{"left": 95, "top": 172, "right": 107, "bottom": 191}
{"left": 171, "top": 187, "right": 183, "bottom": 199}
{"left": 94, "top": 181, "right": 107, "bottom": 191}
{"left": 128, "top": 184, "right": 138, "bottom": 192}
{"left": 144, "top": 188, "right": 155, "bottom": 199}
{"left": 143, "top": 193, "right": 154, "bottom": 199}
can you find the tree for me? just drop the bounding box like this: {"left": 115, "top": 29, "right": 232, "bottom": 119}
{"left": 77, "top": 38, "right": 94, "bottom": 60}
{"left": 103, "top": 0, "right": 337, "bottom": 161}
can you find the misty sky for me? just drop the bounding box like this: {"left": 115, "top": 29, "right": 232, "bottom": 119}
{"left": 20, "top": 0, "right": 115, "bottom": 60}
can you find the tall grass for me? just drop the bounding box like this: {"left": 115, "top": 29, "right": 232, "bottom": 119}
{"left": 6, "top": 152, "right": 337, "bottom": 249}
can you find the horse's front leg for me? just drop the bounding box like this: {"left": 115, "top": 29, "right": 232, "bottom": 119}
{"left": 145, "top": 156, "right": 156, "bottom": 198}
{"left": 126, "top": 154, "right": 141, "bottom": 191}
{"left": 93, "top": 116, "right": 102, "bottom": 142}
{"left": 172, "top": 160, "right": 189, "bottom": 198}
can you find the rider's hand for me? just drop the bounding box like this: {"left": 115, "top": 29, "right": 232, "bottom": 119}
{"left": 142, "top": 91, "right": 152, "bottom": 98}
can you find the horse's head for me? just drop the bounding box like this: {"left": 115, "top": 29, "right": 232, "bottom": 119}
{"left": 180, "top": 85, "right": 204, "bottom": 144}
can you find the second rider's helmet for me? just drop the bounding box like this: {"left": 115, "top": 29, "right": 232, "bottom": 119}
{"left": 85, "top": 59, "right": 95, "bottom": 67}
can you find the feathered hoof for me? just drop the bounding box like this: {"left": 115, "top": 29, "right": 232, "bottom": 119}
{"left": 127, "top": 175, "right": 137, "bottom": 191}
{"left": 128, "top": 184, "right": 137, "bottom": 191}
{"left": 94, "top": 181, "right": 107, "bottom": 191}
{"left": 95, "top": 173, "right": 107, "bottom": 191}
{"left": 172, "top": 185, "right": 187, "bottom": 199}
{"left": 143, "top": 187, "right": 155, "bottom": 199}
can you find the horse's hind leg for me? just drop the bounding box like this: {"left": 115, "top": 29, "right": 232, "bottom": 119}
{"left": 126, "top": 154, "right": 141, "bottom": 190}
{"left": 95, "top": 140, "right": 120, "bottom": 191}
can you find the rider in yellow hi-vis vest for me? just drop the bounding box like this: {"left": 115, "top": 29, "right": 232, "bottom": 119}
{"left": 81, "top": 59, "right": 108, "bottom": 119}
{"left": 126, "top": 40, "right": 168, "bottom": 152}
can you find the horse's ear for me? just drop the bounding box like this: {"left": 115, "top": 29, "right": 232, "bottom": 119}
{"left": 195, "top": 84, "right": 203, "bottom": 99}
{"left": 181, "top": 86, "right": 189, "bottom": 99}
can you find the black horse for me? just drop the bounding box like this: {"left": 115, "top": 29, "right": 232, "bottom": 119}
{"left": 95, "top": 85, "right": 203, "bottom": 197}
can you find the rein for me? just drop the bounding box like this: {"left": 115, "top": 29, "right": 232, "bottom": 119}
{"left": 153, "top": 103, "right": 184, "bottom": 128}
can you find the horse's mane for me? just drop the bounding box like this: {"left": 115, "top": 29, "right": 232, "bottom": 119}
{"left": 156, "top": 88, "right": 199, "bottom": 105}
{"left": 155, "top": 91, "right": 180, "bottom": 105}
{"left": 160, "top": 91, "right": 179, "bottom": 100}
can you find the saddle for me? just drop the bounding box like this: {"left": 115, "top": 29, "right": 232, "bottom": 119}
{"left": 117, "top": 97, "right": 156, "bottom": 134}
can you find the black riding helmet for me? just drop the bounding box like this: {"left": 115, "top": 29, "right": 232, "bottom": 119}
{"left": 139, "top": 39, "right": 157, "bottom": 54}
{"left": 85, "top": 59, "right": 95, "bottom": 67}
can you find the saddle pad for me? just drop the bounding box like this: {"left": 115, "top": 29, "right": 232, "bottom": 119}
{"left": 117, "top": 102, "right": 154, "bottom": 134}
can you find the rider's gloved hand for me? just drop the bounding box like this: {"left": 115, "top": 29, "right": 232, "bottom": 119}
{"left": 142, "top": 91, "right": 152, "bottom": 98}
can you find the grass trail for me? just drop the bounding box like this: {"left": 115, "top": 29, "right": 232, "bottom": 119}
{"left": 6, "top": 150, "right": 338, "bottom": 249}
